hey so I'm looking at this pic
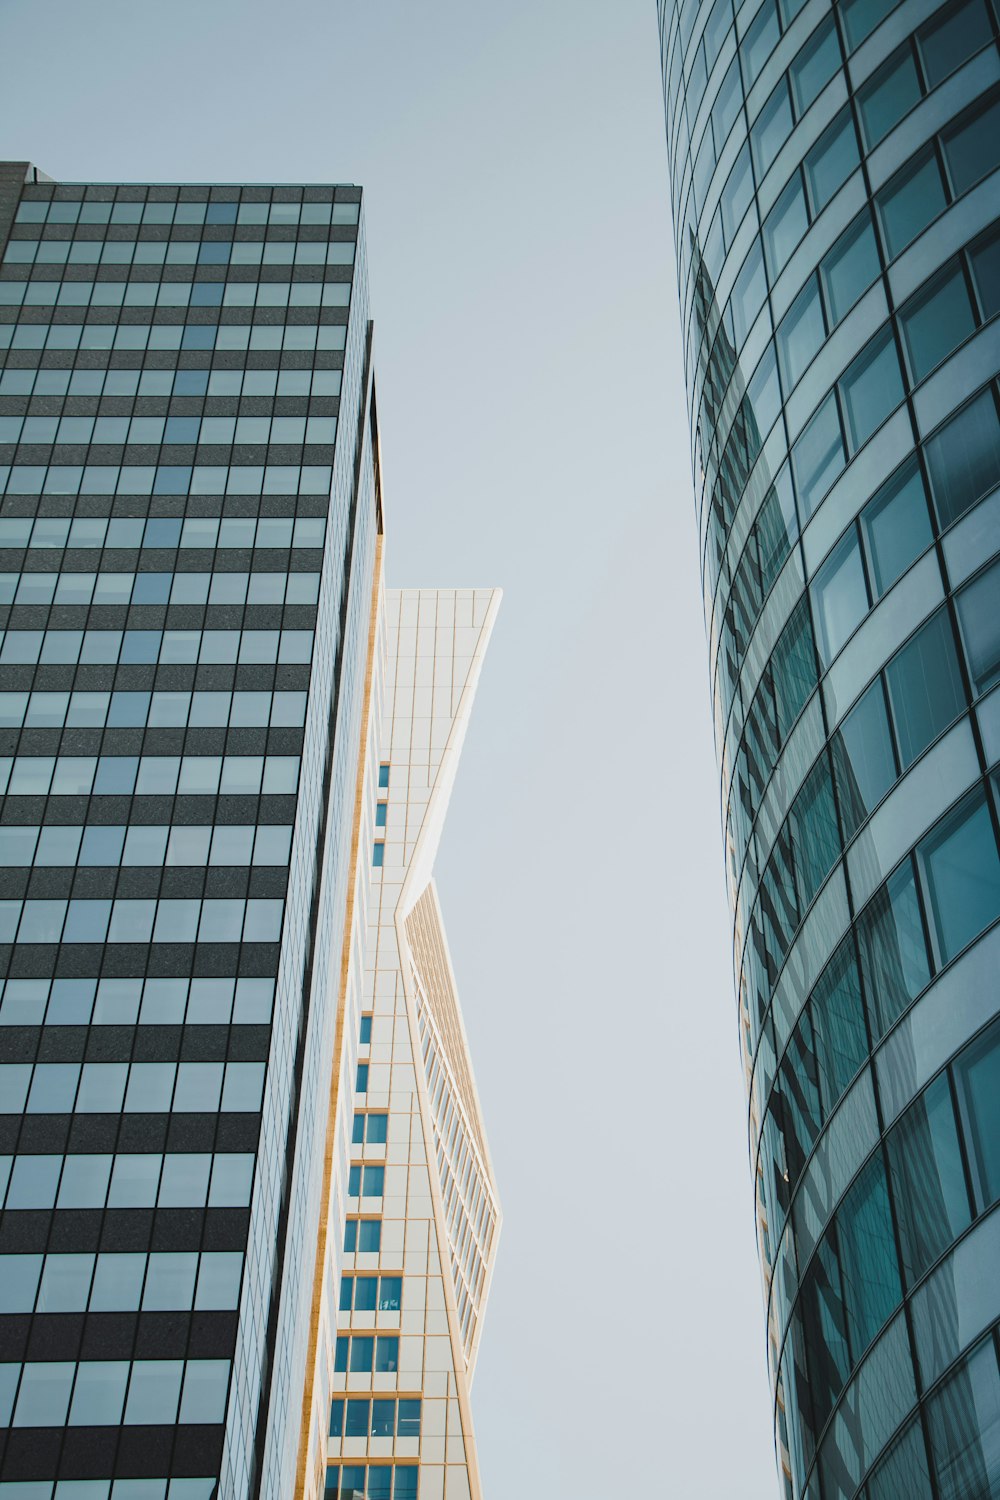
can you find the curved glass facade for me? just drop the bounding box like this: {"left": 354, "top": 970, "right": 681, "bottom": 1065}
{"left": 656, "top": 0, "right": 1000, "bottom": 1494}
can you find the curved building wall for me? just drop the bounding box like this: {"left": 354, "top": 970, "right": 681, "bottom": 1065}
{"left": 656, "top": 0, "right": 1000, "bottom": 1495}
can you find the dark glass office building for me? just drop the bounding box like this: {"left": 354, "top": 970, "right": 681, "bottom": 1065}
{"left": 0, "top": 163, "right": 381, "bottom": 1497}
{"left": 656, "top": 1, "right": 1000, "bottom": 1496}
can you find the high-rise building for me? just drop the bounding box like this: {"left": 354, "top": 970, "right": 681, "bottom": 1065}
{"left": 296, "top": 587, "right": 501, "bottom": 1500}
{"left": 656, "top": 4, "right": 1000, "bottom": 1497}
{"left": 0, "top": 163, "right": 501, "bottom": 1500}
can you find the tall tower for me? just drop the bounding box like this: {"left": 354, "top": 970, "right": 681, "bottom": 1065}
{"left": 0, "top": 163, "right": 382, "bottom": 1498}
{"left": 656, "top": 2, "right": 1000, "bottom": 1496}
{"left": 297, "top": 586, "right": 502, "bottom": 1500}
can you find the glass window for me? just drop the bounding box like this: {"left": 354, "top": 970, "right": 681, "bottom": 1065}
{"left": 859, "top": 860, "right": 931, "bottom": 1037}
{"left": 957, "top": 560, "right": 1000, "bottom": 695}
{"left": 862, "top": 459, "right": 932, "bottom": 597}
{"left": 888, "top": 1072, "right": 970, "bottom": 1287}
{"left": 378, "top": 764, "right": 390, "bottom": 788}
{"left": 942, "top": 92, "right": 1000, "bottom": 197}
{"left": 68, "top": 1360, "right": 130, "bottom": 1427}
{"left": 859, "top": 48, "right": 922, "bottom": 146}
{"left": 124, "top": 1360, "right": 183, "bottom": 1425}
{"left": 901, "top": 261, "right": 976, "bottom": 382}
{"left": 925, "top": 387, "right": 1000, "bottom": 529}
{"left": 833, "top": 679, "right": 897, "bottom": 835}
{"left": 969, "top": 225, "right": 1000, "bottom": 321}
{"left": 752, "top": 83, "right": 793, "bottom": 177}
{"left": 920, "top": 788, "right": 1000, "bottom": 965}
{"left": 37, "top": 1253, "right": 95, "bottom": 1312}
{"left": 813, "top": 529, "right": 868, "bottom": 664}
{"left": 793, "top": 391, "right": 844, "bottom": 517}
{"left": 920, "top": 0, "right": 993, "bottom": 86}
{"left": 955, "top": 1019, "right": 1000, "bottom": 1207}
{"left": 778, "top": 276, "right": 825, "bottom": 390}
{"left": 867, "top": 1419, "right": 934, "bottom": 1500}
{"left": 805, "top": 109, "right": 859, "bottom": 213}
{"left": 839, "top": 328, "right": 903, "bottom": 452}
{"left": 926, "top": 1337, "right": 1000, "bottom": 1500}
{"left": 13, "top": 1362, "right": 75, "bottom": 1426}
{"left": 840, "top": 0, "right": 897, "bottom": 48}
{"left": 764, "top": 173, "right": 808, "bottom": 277}
{"left": 790, "top": 17, "right": 839, "bottom": 116}
{"left": 879, "top": 150, "right": 948, "bottom": 258}
{"left": 836, "top": 1154, "right": 902, "bottom": 1355}
{"left": 742, "top": 0, "right": 780, "bottom": 84}
{"left": 885, "top": 609, "right": 965, "bottom": 767}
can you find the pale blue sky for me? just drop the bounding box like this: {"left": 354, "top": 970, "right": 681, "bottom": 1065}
{"left": 0, "top": 3, "right": 777, "bottom": 1494}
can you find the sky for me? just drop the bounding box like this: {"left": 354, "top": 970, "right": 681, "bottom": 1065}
{"left": 0, "top": 2, "right": 778, "bottom": 1494}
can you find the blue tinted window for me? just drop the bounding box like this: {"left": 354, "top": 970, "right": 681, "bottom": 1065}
{"left": 920, "top": 789, "right": 1000, "bottom": 966}
{"left": 378, "top": 763, "right": 390, "bottom": 788}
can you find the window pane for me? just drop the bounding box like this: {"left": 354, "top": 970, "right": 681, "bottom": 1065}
{"left": 859, "top": 861, "right": 931, "bottom": 1037}
{"left": 764, "top": 173, "right": 808, "bottom": 278}
{"left": 867, "top": 1419, "right": 934, "bottom": 1500}
{"left": 919, "top": 0, "right": 993, "bottom": 86}
{"left": 887, "top": 1073, "right": 971, "bottom": 1287}
{"left": 793, "top": 391, "right": 844, "bottom": 517}
{"left": 833, "top": 678, "right": 897, "bottom": 836}
{"left": 957, "top": 559, "right": 1000, "bottom": 695}
{"left": 879, "top": 150, "right": 947, "bottom": 258}
{"left": 813, "top": 529, "right": 868, "bottom": 664}
{"left": 778, "top": 275, "right": 825, "bottom": 390}
{"left": 840, "top": 0, "right": 895, "bottom": 48}
{"left": 835, "top": 1154, "right": 902, "bottom": 1355}
{"left": 926, "top": 1338, "right": 1000, "bottom": 1500}
{"left": 942, "top": 93, "right": 1000, "bottom": 197}
{"left": 955, "top": 1019, "right": 1000, "bottom": 1207}
{"left": 790, "top": 17, "right": 839, "bottom": 115}
{"left": 752, "top": 83, "right": 793, "bottom": 177}
{"left": 970, "top": 225, "right": 1000, "bottom": 320}
{"left": 920, "top": 789, "right": 1000, "bottom": 966}
{"left": 840, "top": 328, "right": 903, "bottom": 452}
{"left": 811, "top": 937, "right": 869, "bottom": 1109}
{"left": 862, "top": 458, "right": 932, "bottom": 596}
{"left": 925, "top": 388, "right": 1000, "bottom": 528}
{"left": 885, "top": 609, "right": 965, "bottom": 767}
{"left": 822, "top": 212, "right": 881, "bottom": 326}
{"left": 901, "top": 261, "right": 976, "bottom": 381}
{"left": 859, "top": 49, "right": 922, "bottom": 147}
{"left": 805, "top": 109, "right": 859, "bottom": 213}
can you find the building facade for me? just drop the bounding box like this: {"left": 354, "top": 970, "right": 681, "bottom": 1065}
{"left": 656, "top": 2, "right": 1000, "bottom": 1497}
{"left": 0, "top": 162, "right": 383, "bottom": 1499}
{"left": 296, "top": 587, "right": 501, "bottom": 1500}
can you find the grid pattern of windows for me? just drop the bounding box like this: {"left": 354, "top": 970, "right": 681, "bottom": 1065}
{"left": 0, "top": 168, "right": 375, "bottom": 1500}
{"left": 658, "top": 0, "right": 1000, "bottom": 1491}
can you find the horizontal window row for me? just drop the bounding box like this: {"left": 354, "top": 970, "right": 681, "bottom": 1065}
{"left": 779, "top": 1014, "right": 1000, "bottom": 1482}
{"left": 325, "top": 1468, "right": 416, "bottom": 1500}
{"left": 760, "top": 779, "right": 1000, "bottom": 1230}
{"left": 0, "top": 570, "right": 320, "bottom": 608}
{"left": 339, "top": 1275, "right": 402, "bottom": 1315}
{"left": 0, "top": 1148, "right": 253, "bottom": 1212}
{"left": 333, "top": 1335, "right": 400, "bottom": 1376}
{"left": 0, "top": 280, "right": 353, "bottom": 310}
{"left": 0, "top": 895, "right": 285, "bottom": 948}
{"left": 15, "top": 195, "right": 360, "bottom": 227}
{"left": 726, "top": 378, "right": 1000, "bottom": 825}
{"left": 347, "top": 1165, "right": 385, "bottom": 1199}
{"left": 0, "top": 820, "right": 293, "bottom": 870}
{"left": 0, "top": 1356, "right": 230, "bottom": 1429}
{"left": 878, "top": 86, "right": 1000, "bottom": 259}
{"left": 859, "top": 1332, "right": 1000, "bottom": 1500}
{"left": 0, "top": 686, "right": 308, "bottom": 731}
{"left": 0, "top": 1249, "right": 243, "bottom": 1314}
{"left": 750, "top": 16, "right": 841, "bottom": 181}
{"left": 0, "top": 1477, "right": 211, "bottom": 1498}
{"left": 0, "top": 320, "right": 349, "bottom": 354}
{"left": 0, "top": 514, "right": 326, "bottom": 549}
{"left": 858, "top": 0, "right": 998, "bottom": 147}
{"left": 775, "top": 209, "right": 882, "bottom": 391}
{"left": 0, "top": 626, "right": 313, "bottom": 667}
{"left": 0, "top": 753, "right": 300, "bottom": 798}
{"left": 0, "top": 364, "right": 342, "bottom": 398}
{"left": 3, "top": 238, "right": 357, "bottom": 268}
{"left": 329, "top": 1397, "right": 419, "bottom": 1439}
{"left": 0, "top": 412, "right": 338, "bottom": 448}
{"left": 0, "top": 973, "right": 273, "bottom": 1028}
{"left": 0, "top": 1057, "right": 267, "bottom": 1116}
{"left": 344, "top": 1219, "right": 382, "bottom": 1254}
{"left": 352, "top": 1112, "right": 389, "bottom": 1146}
{"left": 0, "top": 466, "right": 333, "bottom": 503}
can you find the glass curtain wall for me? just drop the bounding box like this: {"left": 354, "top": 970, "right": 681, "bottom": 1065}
{"left": 656, "top": 0, "right": 1000, "bottom": 1495}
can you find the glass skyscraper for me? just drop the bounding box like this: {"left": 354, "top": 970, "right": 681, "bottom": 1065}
{"left": 656, "top": 1, "right": 1000, "bottom": 1496}
{"left": 0, "top": 162, "right": 379, "bottom": 1497}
